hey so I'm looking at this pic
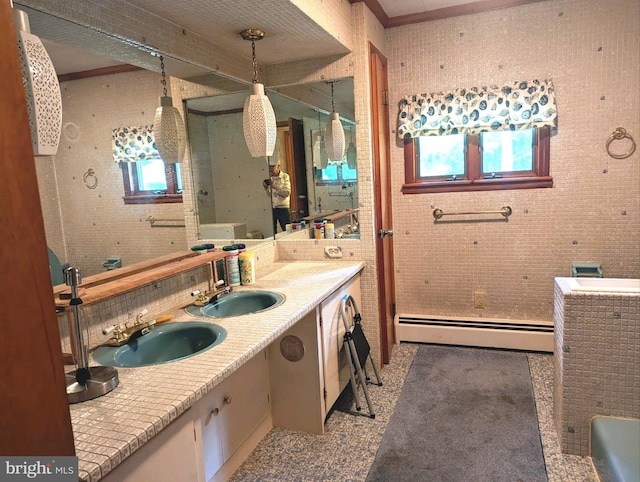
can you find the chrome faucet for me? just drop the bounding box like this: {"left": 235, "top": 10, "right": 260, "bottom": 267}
{"left": 191, "top": 280, "right": 231, "bottom": 306}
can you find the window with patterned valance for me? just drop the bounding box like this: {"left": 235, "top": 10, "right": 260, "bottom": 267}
{"left": 397, "top": 79, "right": 557, "bottom": 139}
{"left": 112, "top": 125, "right": 183, "bottom": 204}
{"left": 112, "top": 125, "right": 158, "bottom": 163}
{"left": 400, "top": 79, "right": 556, "bottom": 194}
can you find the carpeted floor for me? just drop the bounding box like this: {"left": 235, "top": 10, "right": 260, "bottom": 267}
{"left": 230, "top": 343, "right": 596, "bottom": 481}
{"left": 366, "top": 345, "right": 547, "bottom": 481}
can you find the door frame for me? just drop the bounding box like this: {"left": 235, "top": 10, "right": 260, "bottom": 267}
{"left": 0, "top": 1, "right": 75, "bottom": 455}
{"left": 284, "top": 117, "right": 309, "bottom": 219}
{"left": 369, "top": 42, "right": 396, "bottom": 364}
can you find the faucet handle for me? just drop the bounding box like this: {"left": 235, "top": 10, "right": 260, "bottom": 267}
{"left": 136, "top": 309, "right": 148, "bottom": 323}
{"left": 102, "top": 325, "right": 117, "bottom": 335}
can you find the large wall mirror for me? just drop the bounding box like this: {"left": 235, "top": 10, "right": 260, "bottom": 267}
{"left": 16, "top": 2, "right": 358, "bottom": 281}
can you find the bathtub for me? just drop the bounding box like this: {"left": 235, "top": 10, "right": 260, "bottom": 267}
{"left": 564, "top": 277, "right": 640, "bottom": 293}
{"left": 591, "top": 417, "right": 640, "bottom": 482}
{"left": 198, "top": 222, "right": 247, "bottom": 239}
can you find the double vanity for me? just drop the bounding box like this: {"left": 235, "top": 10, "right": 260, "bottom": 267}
{"left": 62, "top": 256, "right": 364, "bottom": 481}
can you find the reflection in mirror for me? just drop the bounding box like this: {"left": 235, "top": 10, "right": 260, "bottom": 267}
{"left": 184, "top": 79, "right": 358, "bottom": 242}
{"left": 20, "top": 4, "right": 359, "bottom": 283}
{"left": 17, "top": 3, "right": 222, "bottom": 281}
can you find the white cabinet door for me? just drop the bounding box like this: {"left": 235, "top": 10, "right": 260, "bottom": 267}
{"left": 197, "top": 350, "right": 270, "bottom": 482}
{"left": 319, "top": 275, "right": 361, "bottom": 415}
{"left": 198, "top": 386, "right": 225, "bottom": 482}
{"left": 102, "top": 409, "right": 199, "bottom": 482}
{"left": 219, "top": 351, "right": 270, "bottom": 460}
{"left": 269, "top": 310, "right": 324, "bottom": 434}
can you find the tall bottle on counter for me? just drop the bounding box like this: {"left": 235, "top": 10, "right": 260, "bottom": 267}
{"left": 239, "top": 251, "right": 255, "bottom": 285}
{"left": 222, "top": 245, "right": 241, "bottom": 287}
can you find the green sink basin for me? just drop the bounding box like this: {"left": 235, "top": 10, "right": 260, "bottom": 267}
{"left": 186, "top": 290, "right": 284, "bottom": 318}
{"left": 93, "top": 321, "right": 226, "bottom": 368}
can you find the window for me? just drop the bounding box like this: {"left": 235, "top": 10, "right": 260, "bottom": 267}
{"left": 112, "top": 125, "right": 183, "bottom": 204}
{"left": 403, "top": 127, "right": 551, "bottom": 193}
{"left": 316, "top": 163, "right": 357, "bottom": 183}
{"left": 120, "top": 158, "right": 183, "bottom": 204}
{"left": 312, "top": 128, "right": 358, "bottom": 185}
{"left": 398, "top": 79, "right": 556, "bottom": 194}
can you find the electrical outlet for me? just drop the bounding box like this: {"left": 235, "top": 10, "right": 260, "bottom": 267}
{"left": 474, "top": 291, "right": 486, "bottom": 309}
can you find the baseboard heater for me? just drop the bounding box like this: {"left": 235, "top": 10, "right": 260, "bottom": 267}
{"left": 395, "top": 314, "right": 554, "bottom": 352}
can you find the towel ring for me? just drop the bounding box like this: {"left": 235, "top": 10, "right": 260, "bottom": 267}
{"left": 82, "top": 168, "right": 98, "bottom": 189}
{"left": 606, "top": 127, "right": 636, "bottom": 159}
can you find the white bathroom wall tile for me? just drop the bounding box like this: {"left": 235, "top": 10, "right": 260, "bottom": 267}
{"left": 385, "top": 0, "right": 639, "bottom": 324}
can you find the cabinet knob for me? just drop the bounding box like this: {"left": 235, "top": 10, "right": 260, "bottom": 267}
{"left": 210, "top": 396, "right": 232, "bottom": 416}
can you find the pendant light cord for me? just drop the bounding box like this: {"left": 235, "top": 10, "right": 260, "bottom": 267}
{"left": 251, "top": 41, "right": 259, "bottom": 84}
{"left": 159, "top": 55, "right": 168, "bottom": 97}
{"left": 240, "top": 29, "right": 266, "bottom": 85}
{"left": 330, "top": 82, "right": 336, "bottom": 113}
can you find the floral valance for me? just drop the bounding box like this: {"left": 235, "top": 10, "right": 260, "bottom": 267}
{"left": 112, "top": 126, "right": 159, "bottom": 163}
{"left": 397, "top": 79, "right": 557, "bottom": 139}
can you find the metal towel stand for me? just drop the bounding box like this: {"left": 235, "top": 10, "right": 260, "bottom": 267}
{"left": 340, "top": 294, "right": 382, "bottom": 418}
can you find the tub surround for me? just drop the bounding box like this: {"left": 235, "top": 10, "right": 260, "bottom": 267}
{"left": 553, "top": 277, "right": 640, "bottom": 456}
{"left": 198, "top": 223, "right": 247, "bottom": 239}
{"left": 69, "top": 260, "right": 364, "bottom": 481}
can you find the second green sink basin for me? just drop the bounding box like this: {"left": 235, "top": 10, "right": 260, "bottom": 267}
{"left": 186, "top": 290, "right": 284, "bottom": 318}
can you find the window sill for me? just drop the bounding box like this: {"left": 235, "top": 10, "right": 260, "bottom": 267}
{"left": 401, "top": 176, "right": 553, "bottom": 194}
{"left": 123, "top": 194, "right": 183, "bottom": 204}
{"left": 314, "top": 181, "right": 357, "bottom": 186}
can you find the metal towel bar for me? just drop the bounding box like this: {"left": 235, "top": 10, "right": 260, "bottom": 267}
{"left": 433, "top": 206, "right": 512, "bottom": 220}
{"left": 145, "top": 215, "right": 186, "bottom": 228}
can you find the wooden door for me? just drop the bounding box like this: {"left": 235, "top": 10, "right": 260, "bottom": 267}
{"left": 0, "top": 2, "right": 75, "bottom": 455}
{"left": 285, "top": 117, "right": 309, "bottom": 219}
{"left": 370, "top": 43, "right": 396, "bottom": 364}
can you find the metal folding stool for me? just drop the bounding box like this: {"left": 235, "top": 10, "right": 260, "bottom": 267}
{"left": 340, "top": 294, "right": 382, "bottom": 419}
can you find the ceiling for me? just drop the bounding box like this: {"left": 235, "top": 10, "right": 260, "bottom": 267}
{"left": 377, "top": 0, "right": 479, "bottom": 17}
{"left": 20, "top": 0, "right": 484, "bottom": 76}
{"left": 186, "top": 77, "right": 355, "bottom": 119}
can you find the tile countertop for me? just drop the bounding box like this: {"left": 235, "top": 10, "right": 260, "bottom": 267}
{"left": 70, "top": 261, "right": 365, "bottom": 481}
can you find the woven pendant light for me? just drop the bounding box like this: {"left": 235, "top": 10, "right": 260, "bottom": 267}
{"left": 324, "top": 81, "right": 345, "bottom": 161}
{"left": 153, "top": 55, "right": 186, "bottom": 163}
{"left": 241, "top": 29, "right": 276, "bottom": 158}
{"left": 13, "top": 7, "right": 62, "bottom": 156}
